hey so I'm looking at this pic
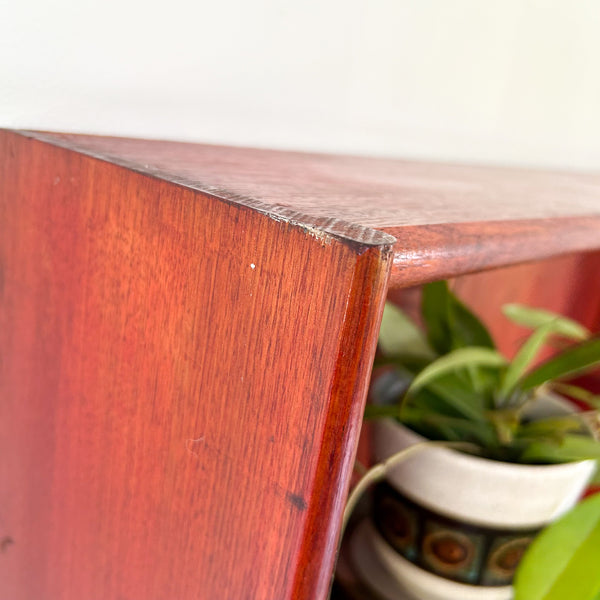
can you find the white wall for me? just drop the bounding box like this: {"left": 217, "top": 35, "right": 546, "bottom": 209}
{"left": 3, "top": 0, "right": 600, "bottom": 169}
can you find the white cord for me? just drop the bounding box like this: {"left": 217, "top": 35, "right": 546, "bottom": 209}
{"left": 342, "top": 441, "right": 480, "bottom": 533}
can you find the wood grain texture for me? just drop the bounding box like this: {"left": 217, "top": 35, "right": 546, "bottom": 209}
{"left": 3, "top": 130, "right": 600, "bottom": 599}
{"left": 388, "top": 218, "right": 600, "bottom": 287}
{"left": 20, "top": 131, "right": 600, "bottom": 228}
{"left": 17, "top": 131, "right": 600, "bottom": 287}
{"left": 0, "top": 131, "right": 392, "bottom": 599}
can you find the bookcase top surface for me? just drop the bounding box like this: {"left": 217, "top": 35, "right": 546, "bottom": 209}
{"left": 19, "top": 131, "right": 600, "bottom": 227}
{"left": 14, "top": 130, "right": 600, "bottom": 285}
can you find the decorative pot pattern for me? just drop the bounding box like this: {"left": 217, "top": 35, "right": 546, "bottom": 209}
{"left": 373, "top": 482, "right": 538, "bottom": 586}
{"left": 363, "top": 414, "right": 596, "bottom": 598}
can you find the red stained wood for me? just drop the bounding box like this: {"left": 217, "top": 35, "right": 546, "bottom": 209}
{"left": 22, "top": 131, "right": 600, "bottom": 228}
{"left": 387, "top": 218, "right": 600, "bottom": 287}
{"left": 19, "top": 131, "right": 600, "bottom": 288}
{"left": 2, "top": 130, "right": 600, "bottom": 599}
{"left": 0, "top": 131, "right": 392, "bottom": 599}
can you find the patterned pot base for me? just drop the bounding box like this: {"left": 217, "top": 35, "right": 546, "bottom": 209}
{"left": 373, "top": 482, "right": 539, "bottom": 587}
{"left": 349, "top": 518, "right": 513, "bottom": 600}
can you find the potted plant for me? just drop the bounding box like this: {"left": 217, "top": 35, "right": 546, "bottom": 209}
{"left": 348, "top": 281, "right": 600, "bottom": 600}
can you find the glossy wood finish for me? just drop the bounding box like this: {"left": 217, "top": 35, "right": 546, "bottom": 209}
{"left": 2, "top": 130, "right": 600, "bottom": 600}
{"left": 388, "top": 218, "right": 600, "bottom": 287}
{"left": 0, "top": 131, "right": 392, "bottom": 599}
{"left": 21, "top": 131, "right": 600, "bottom": 287}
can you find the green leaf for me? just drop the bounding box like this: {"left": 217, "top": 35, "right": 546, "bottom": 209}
{"left": 363, "top": 403, "right": 402, "bottom": 420}
{"left": 447, "top": 291, "right": 495, "bottom": 350}
{"left": 503, "top": 304, "right": 590, "bottom": 341}
{"left": 400, "top": 407, "right": 497, "bottom": 447}
{"left": 520, "top": 434, "right": 600, "bottom": 463}
{"left": 422, "top": 372, "right": 488, "bottom": 420}
{"left": 406, "top": 386, "right": 463, "bottom": 418}
{"left": 513, "top": 493, "right": 600, "bottom": 600}
{"left": 373, "top": 354, "right": 431, "bottom": 374}
{"left": 421, "top": 281, "right": 495, "bottom": 354}
{"left": 500, "top": 321, "right": 555, "bottom": 398}
{"left": 406, "top": 347, "right": 507, "bottom": 399}
{"left": 517, "top": 416, "right": 588, "bottom": 439}
{"left": 521, "top": 337, "right": 600, "bottom": 391}
{"left": 422, "top": 280, "right": 452, "bottom": 354}
{"left": 378, "top": 302, "right": 435, "bottom": 359}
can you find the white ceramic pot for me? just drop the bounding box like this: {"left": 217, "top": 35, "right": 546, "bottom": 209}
{"left": 373, "top": 418, "right": 595, "bottom": 529}
{"left": 360, "top": 411, "right": 596, "bottom": 600}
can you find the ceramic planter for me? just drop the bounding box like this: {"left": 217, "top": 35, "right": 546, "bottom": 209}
{"left": 351, "top": 414, "right": 596, "bottom": 600}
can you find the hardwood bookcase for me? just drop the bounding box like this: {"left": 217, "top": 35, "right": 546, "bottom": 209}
{"left": 1, "top": 130, "right": 600, "bottom": 599}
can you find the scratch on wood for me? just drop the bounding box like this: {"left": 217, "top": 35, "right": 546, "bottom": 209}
{"left": 299, "top": 224, "right": 333, "bottom": 245}
{"left": 17, "top": 130, "right": 399, "bottom": 252}
{"left": 185, "top": 437, "right": 205, "bottom": 457}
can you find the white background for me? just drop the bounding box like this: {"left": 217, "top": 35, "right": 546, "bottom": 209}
{"left": 3, "top": 0, "right": 600, "bottom": 170}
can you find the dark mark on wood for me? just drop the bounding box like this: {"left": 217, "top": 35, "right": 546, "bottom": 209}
{"left": 286, "top": 492, "right": 307, "bottom": 511}
{"left": 1, "top": 537, "right": 14, "bottom": 552}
